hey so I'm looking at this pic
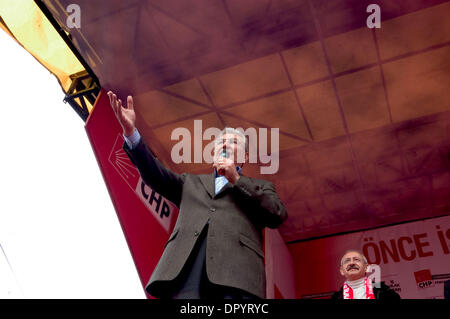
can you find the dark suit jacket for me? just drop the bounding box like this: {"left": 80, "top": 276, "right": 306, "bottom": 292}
{"left": 444, "top": 279, "right": 450, "bottom": 299}
{"left": 124, "top": 138, "right": 288, "bottom": 299}
{"left": 331, "top": 281, "right": 401, "bottom": 300}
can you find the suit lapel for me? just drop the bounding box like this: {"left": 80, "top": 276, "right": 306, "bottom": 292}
{"left": 199, "top": 172, "right": 216, "bottom": 199}
{"left": 199, "top": 172, "right": 235, "bottom": 199}
{"left": 217, "top": 171, "right": 246, "bottom": 198}
{"left": 215, "top": 181, "right": 232, "bottom": 198}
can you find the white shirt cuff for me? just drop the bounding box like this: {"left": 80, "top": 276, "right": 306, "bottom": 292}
{"left": 123, "top": 129, "right": 141, "bottom": 149}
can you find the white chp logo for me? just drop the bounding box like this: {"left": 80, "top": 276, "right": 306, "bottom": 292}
{"left": 109, "top": 134, "right": 175, "bottom": 232}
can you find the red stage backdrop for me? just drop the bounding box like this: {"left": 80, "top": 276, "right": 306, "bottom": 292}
{"left": 85, "top": 90, "right": 294, "bottom": 298}
{"left": 289, "top": 215, "right": 450, "bottom": 299}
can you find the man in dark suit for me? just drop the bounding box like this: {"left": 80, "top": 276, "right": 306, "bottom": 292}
{"left": 108, "top": 91, "right": 287, "bottom": 299}
{"left": 331, "top": 250, "right": 400, "bottom": 300}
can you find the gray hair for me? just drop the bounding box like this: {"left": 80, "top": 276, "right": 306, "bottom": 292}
{"left": 340, "top": 250, "right": 368, "bottom": 266}
{"left": 215, "top": 127, "right": 249, "bottom": 153}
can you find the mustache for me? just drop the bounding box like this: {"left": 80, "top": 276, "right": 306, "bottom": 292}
{"left": 347, "top": 264, "right": 359, "bottom": 271}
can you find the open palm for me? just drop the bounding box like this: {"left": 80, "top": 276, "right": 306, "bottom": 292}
{"left": 107, "top": 91, "right": 136, "bottom": 136}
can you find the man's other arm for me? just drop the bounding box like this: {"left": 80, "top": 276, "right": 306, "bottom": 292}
{"left": 232, "top": 176, "right": 287, "bottom": 228}
{"left": 123, "top": 130, "right": 185, "bottom": 208}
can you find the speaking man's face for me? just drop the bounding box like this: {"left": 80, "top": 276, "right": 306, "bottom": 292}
{"left": 213, "top": 133, "right": 248, "bottom": 164}
{"left": 340, "top": 251, "right": 368, "bottom": 281}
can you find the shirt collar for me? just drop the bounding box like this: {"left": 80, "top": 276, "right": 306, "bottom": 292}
{"left": 346, "top": 277, "right": 366, "bottom": 289}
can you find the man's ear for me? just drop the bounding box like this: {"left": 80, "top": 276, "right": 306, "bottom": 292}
{"left": 362, "top": 263, "right": 368, "bottom": 274}
{"left": 340, "top": 267, "right": 345, "bottom": 276}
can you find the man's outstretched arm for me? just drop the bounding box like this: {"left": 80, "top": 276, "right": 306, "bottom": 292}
{"left": 108, "top": 91, "right": 185, "bottom": 207}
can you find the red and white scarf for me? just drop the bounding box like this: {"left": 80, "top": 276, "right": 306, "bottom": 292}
{"left": 343, "top": 277, "right": 375, "bottom": 299}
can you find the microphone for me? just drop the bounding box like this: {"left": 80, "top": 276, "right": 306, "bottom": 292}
{"left": 218, "top": 149, "right": 228, "bottom": 176}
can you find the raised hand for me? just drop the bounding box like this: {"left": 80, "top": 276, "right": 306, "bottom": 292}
{"left": 107, "top": 91, "right": 136, "bottom": 137}
{"left": 213, "top": 156, "right": 240, "bottom": 184}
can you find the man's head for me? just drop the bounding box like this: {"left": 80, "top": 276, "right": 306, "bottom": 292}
{"left": 339, "top": 250, "right": 369, "bottom": 281}
{"left": 213, "top": 128, "right": 249, "bottom": 165}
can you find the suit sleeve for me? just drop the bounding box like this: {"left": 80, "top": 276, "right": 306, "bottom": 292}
{"left": 379, "top": 282, "right": 401, "bottom": 300}
{"left": 232, "top": 176, "right": 287, "bottom": 228}
{"left": 331, "top": 289, "right": 342, "bottom": 300}
{"left": 123, "top": 138, "right": 185, "bottom": 208}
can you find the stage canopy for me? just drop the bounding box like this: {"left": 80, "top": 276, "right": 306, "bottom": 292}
{"left": 2, "top": 0, "right": 449, "bottom": 243}
{"left": 0, "top": 0, "right": 98, "bottom": 120}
